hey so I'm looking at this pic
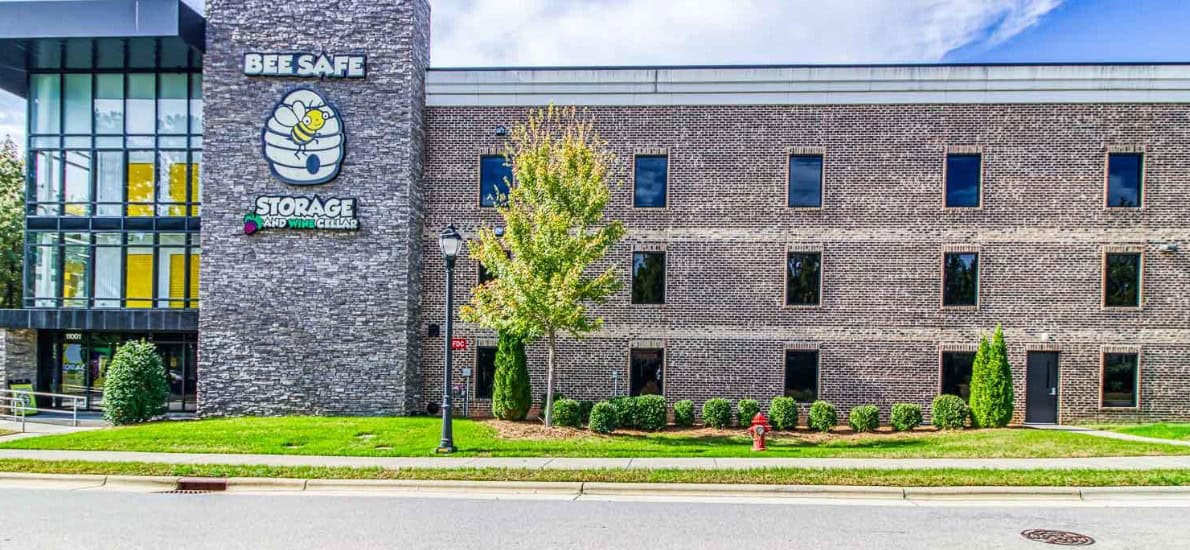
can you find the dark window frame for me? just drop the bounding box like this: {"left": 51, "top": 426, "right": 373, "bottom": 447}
{"left": 940, "top": 350, "right": 976, "bottom": 401}
{"left": 944, "top": 153, "right": 982, "bottom": 208}
{"left": 1105, "top": 152, "right": 1143, "bottom": 208}
{"left": 628, "top": 347, "right": 665, "bottom": 397}
{"left": 783, "top": 349, "right": 819, "bottom": 403}
{"left": 787, "top": 154, "right": 824, "bottom": 208}
{"left": 1100, "top": 352, "right": 1140, "bottom": 408}
{"left": 632, "top": 154, "right": 668, "bottom": 209}
{"left": 475, "top": 345, "right": 497, "bottom": 399}
{"left": 478, "top": 154, "right": 513, "bottom": 208}
{"left": 942, "top": 251, "right": 979, "bottom": 308}
{"left": 631, "top": 250, "right": 666, "bottom": 305}
{"left": 784, "top": 250, "right": 822, "bottom": 307}
{"left": 1103, "top": 251, "right": 1142, "bottom": 309}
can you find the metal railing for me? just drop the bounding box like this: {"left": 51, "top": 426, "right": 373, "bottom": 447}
{"left": 0, "top": 389, "right": 85, "bottom": 432}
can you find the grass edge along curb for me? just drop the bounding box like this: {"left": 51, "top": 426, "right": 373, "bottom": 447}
{"left": 0, "top": 459, "right": 1187, "bottom": 487}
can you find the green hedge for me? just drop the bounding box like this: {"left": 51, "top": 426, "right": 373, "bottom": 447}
{"left": 673, "top": 399, "right": 695, "bottom": 427}
{"left": 931, "top": 394, "right": 968, "bottom": 430}
{"left": 634, "top": 395, "right": 667, "bottom": 431}
{"left": 588, "top": 401, "right": 617, "bottom": 434}
{"left": 769, "top": 397, "right": 798, "bottom": 430}
{"left": 737, "top": 399, "right": 760, "bottom": 425}
{"left": 890, "top": 403, "right": 923, "bottom": 431}
{"left": 610, "top": 396, "right": 638, "bottom": 429}
{"left": 701, "top": 398, "right": 732, "bottom": 428}
{"left": 807, "top": 400, "right": 837, "bottom": 432}
{"left": 848, "top": 405, "right": 879, "bottom": 433}
{"left": 551, "top": 398, "right": 582, "bottom": 428}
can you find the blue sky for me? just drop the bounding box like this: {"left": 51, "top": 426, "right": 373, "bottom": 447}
{"left": 2, "top": 0, "right": 1188, "bottom": 147}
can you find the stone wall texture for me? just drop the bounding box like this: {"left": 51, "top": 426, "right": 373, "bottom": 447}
{"left": 420, "top": 104, "right": 1190, "bottom": 425}
{"left": 199, "top": 0, "right": 430, "bottom": 415}
{"left": 0, "top": 329, "right": 37, "bottom": 391}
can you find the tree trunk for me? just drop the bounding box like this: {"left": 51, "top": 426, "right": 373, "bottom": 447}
{"left": 543, "top": 330, "right": 557, "bottom": 427}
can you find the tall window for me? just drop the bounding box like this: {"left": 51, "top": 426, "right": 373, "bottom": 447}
{"left": 788, "top": 154, "right": 823, "bottom": 208}
{"left": 475, "top": 346, "right": 497, "bottom": 399}
{"left": 784, "top": 350, "right": 818, "bottom": 402}
{"left": 479, "top": 155, "right": 512, "bottom": 207}
{"left": 941, "top": 351, "right": 975, "bottom": 400}
{"left": 1106, "top": 153, "right": 1142, "bottom": 208}
{"left": 631, "top": 251, "right": 665, "bottom": 304}
{"left": 1101, "top": 353, "right": 1138, "bottom": 407}
{"left": 945, "top": 153, "right": 981, "bottom": 208}
{"left": 630, "top": 348, "right": 664, "bottom": 396}
{"left": 24, "top": 38, "right": 202, "bottom": 309}
{"left": 633, "top": 155, "right": 668, "bottom": 208}
{"left": 943, "top": 252, "right": 978, "bottom": 306}
{"left": 1104, "top": 253, "right": 1141, "bottom": 308}
{"left": 785, "top": 252, "right": 821, "bottom": 306}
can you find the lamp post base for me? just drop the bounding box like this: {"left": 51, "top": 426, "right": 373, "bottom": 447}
{"left": 435, "top": 445, "right": 456, "bottom": 454}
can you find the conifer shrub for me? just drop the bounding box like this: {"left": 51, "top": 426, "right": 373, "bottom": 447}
{"left": 969, "top": 325, "right": 1015, "bottom": 428}
{"left": 768, "top": 397, "right": 798, "bottom": 430}
{"left": 491, "top": 332, "right": 532, "bottom": 420}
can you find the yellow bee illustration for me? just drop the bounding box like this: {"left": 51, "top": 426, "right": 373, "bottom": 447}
{"left": 263, "top": 89, "right": 345, "bottom": 185}
{"left": 274, "top": 99, "right": 336, "bottom": 157}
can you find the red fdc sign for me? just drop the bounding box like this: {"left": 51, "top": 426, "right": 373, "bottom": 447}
{"left": 451, "top": 338, "right": 468, "bottom": 351}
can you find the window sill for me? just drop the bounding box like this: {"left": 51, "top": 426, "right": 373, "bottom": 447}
{"left": 630, "top": 302, "right": 667, "bottom": 307}
{"left": 1103, "top": 206, "right": 1146, "bottom": 211}
{"left": 942, "top": 205, "right": 982, "bottom": 211}
{"left": 631, "top": 205, "right": 669, "bottom": 210}
{"left": 782, "top": 304, "right": 822, "bottom": 310}
{"left": 1102, "top": 306, "right": 1144, "bottom": 312}
{"left": 941, "top": 305, "right": 979, "bottom": 311}
{"left": 786, "top": 205, "right": 824, "bottom": 211}
{"left": 1099, "top": 406, "right": 1139, "bottom": 411}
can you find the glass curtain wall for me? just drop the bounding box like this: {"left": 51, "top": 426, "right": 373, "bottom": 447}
{"left": 23, "top": 38, "right": 202, "bottom": 309}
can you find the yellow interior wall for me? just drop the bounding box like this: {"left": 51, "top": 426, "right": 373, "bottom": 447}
{"left": 125, "top": 253, "right": 152, "bottom": 308}
{"left": 127, "top": 163, "right": 153, "bottom": 217}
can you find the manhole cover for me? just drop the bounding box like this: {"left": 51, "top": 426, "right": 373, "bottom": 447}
{"left": 1021, "top": 529, "right": 1095, "bottom": 546}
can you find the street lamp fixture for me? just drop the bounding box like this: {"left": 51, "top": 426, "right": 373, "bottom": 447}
{"left": 437, "top": 224, "right": 463, "bottom": 453}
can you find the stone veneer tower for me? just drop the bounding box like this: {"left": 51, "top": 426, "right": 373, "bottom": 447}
{"left": 200, "top": 0, "right": 430, "bottom": 415}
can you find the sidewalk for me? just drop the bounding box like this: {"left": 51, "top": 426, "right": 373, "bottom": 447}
{"left": 1, "top": 448, "right": 1188, "bottom": 470}
{"left": 1025, "top": 424, "right": 1190, "bottom": 448}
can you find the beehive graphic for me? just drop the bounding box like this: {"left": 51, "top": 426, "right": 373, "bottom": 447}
{"left": 261, "top": 88, "right": 344, "bottom": 185}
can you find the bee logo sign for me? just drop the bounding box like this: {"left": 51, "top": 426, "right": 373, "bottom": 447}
{"left": 262, "top": 88, "right": 345, "bottom": 185}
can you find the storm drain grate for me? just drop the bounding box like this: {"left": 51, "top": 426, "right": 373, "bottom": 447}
{"left": 1021, "top": 529, "right": 1095, "bottom": 546}
{"left": 158, "top": 489, "right": 217, "bottom": 494}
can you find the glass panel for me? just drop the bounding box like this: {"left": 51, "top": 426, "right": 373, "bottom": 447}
{"left": 941, "top": 352, "right": 975, "bottom": 400}
{"left": 190, "top": 74, "right": 203, "bottom": 135}
{"left": 127, "top": 150, "right": 154, "bottom": 216}
{"left": 159, "top": 136, "right": 187, "bottom": 149}
{"left": 31, "top": 233, "right": 59, "bottom": 307}
{"left": 191, "top": 151, "right": 202, "bottom": 216}
{"left": 62, "top": 232, "right": 90, "bottom": 307}
{"left": 160, "top": 39, "right": 190, "bottom": 68}
{"left": 158, "top": 73, "right": 188, "bottom": 134}
{"left": 94, "top": 74, "right": 124, "bottom": 134}
{"left": 189, "top": 246, "right": 200, "bottom": 308}
{"left": 61, "top": 343, "right": 86, "bottom": 397}
{"left": 945, "top": 154, "right": 981, "bottom": 208}
{"left": 30, "top": 74, "right": 61, "bottom": 134}
{"left": 63, "top": 136, "right": 90, "bottom": 148}
{"left": 64, "top": 39, "right": 92, "bottom": 69}
{"left": 34, "top": 151, "right": 61, "bottom": 215}
{"left": 127, "top": 136, "right": 154, "bottom": 148}
{"left": 32, "top": 41, "right": 62, "bottom": 69}
{"left": 943, "top": 252, "right": 978, "bottom": 306}
{"left": 96, "top": 38, "right": 125, "bottom": 69}
{"left": 1107, "top": 153, "right": 1142, "bottom": 208}
{"left": 629, "top": 349, "right": 664, "bottom": 396}
{"left": 788, "top": 155, "right": 823, "bottom": 208}
{"left": 157, "top": 150, "right": 191, "bottom": 216}
{"left": 786, "top": 252, "right": 821, "bottom": 306}
{"left": 1105, "top": 253, "right": 1141, "bottom": 307}
{"left": 95, "top": 136, "right": 123, "bottom": 149}
{"left": 784, "top": 350, "right": 818, "bottom": 402}
{"left": 31, "top": 136, "right": 59, "bottom": 149}
{"left": 94, "top": 233, "right": 121, "bottom": 308}
{"left": 1102, "top": 353, "right": 1138, "bottom": 407}
{"left": 63, "top": 75, "right": 92, "bottom": 134}
{"left": 479, "top": 155, "right": 512, "bottom": 207}
{"left": 128, "top": 38, "right": 156, "bottom": 68}
{"left": 125, "top": 233, "right": 153, "bottom": 308}
{"left": 475, "top": 347, "right": 497, "bottom": 399}
{"left": 88, "top": 337, "right": 115, "bottom": 408}
{"left": 633, "top": 155, "right": 668, "bottom": 208}
{"left": 96, "top": 151, "right": 123, "bottom": 216}
{"left": 631, "top": 251, "right": 665, "bottom": 304}
{"left": 63, "top": 151, "right": 91, "bottom": 216}
{"left": 158, "top": 234, "right": 186, "bottom": 308}
{"left": 126, "top": 74, "right": 155, "bottom": 134}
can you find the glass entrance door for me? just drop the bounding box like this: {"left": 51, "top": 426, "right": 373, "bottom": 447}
{"left": 160, "top": 340, "right": 197, "bottom": 412}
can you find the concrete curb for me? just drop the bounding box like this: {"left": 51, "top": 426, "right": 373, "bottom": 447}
{"left": 582, "top": 482, "right": 905, "bottom": 500}
{"left": 305, "top": 479, "right": 584, "bottom": 495}
{"left": 0, "top": 471, "right": 107, "bottom": 489}
{"left": 102, "top": 475, "right": 180, "bottom": 491}
{"left": 904, "top": 486, "right": 1082, "bottom": 501}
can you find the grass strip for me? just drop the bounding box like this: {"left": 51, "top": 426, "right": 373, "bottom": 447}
{"left": 0, "top": 459, "right": 1187, "bottom": 487}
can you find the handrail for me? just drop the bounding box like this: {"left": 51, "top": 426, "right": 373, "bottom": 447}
{"left": 0, "top": 389, "right": 84, "bottom": 431}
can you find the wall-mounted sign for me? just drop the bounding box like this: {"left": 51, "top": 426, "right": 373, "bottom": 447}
{"left": 243, "top": 195, "right": 359, "bottom": 234}
{"left": 243, "top": 53, "right": 366, "bottom": 78}
{"left": 451, "top": 338, "right": 468, "bottom": 351}
{"left": 262, "top": 88, "right": 345, "bottom": 185}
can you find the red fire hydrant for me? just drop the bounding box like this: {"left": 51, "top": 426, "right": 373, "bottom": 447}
{"left": 748, "top": 413, "right": 772, "bottom": 452}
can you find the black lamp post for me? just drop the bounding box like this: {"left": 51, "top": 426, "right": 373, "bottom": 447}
{"left": 437, "top": 224, "right": 463, "bottom": 453}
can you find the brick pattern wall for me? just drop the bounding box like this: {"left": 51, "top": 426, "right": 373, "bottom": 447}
{"left": 420, "top": 104, "right": 1190, "bottom": 424}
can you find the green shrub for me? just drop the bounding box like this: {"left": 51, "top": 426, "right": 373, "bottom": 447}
{"left": 969, "top": 325, "right": 1015, "bottom": 428}
{"left": 551, "top": 398, "right": 582, "bottom": 427}
{"left": 737, "top": 399, "right": 760, "bottom": 425}
{"left": 588, "top": 402, "right": 617, "bottom": 434}
{"left": 890, "top": 403, "right": 923, "bottom": 431}
{"left": 610, "top": 396, "right": 638, "bottom": 429}
{"left": 102, "top": 340, "right": 168, "bottom": 425}
{"left": 578, "top": 400, "right": 595, "bottom": 424}
{"left": 769, "top": 397, "right": 798, "bottom": 430}
{"left": 672, "top": 399, "right": 695, "bottom": 427}
{"left": 701, "top": 398, "right": 732, "bottom": 428}
{"left": 491, "top": 332, "right": 532, "bottom": 420}
{"left": 932, "top": 394, "right": 969, "bottom": 429}
{"left": 634, "top": 395, "right": 667, "bottom": 431}
{"left": 848, "top": 405, "right": 880, "bottom": 432}
{"left": 807, "top": 400, "right": 837, "bottom": 432}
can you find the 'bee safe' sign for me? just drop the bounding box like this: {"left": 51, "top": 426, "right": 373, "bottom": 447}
{"left": 243, "top": 53, "right": 366, "bottom": 78}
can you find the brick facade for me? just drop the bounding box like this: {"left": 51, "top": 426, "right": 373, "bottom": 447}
{"left": 419, "top": 104, "right": 1190, "bottom": 424}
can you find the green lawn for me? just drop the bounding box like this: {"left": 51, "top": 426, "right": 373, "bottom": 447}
{"left": 1100, "top": 423, "right": 1190, "bottom": 442}
{"left": 2, "top": 417, "right": 1189, "bottom": 458}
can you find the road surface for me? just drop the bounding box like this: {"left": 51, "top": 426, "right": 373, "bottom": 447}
{"left": 2, "top": 488, "right": 1187, "bottom": 549}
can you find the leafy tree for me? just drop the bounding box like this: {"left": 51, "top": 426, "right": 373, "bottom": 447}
{"left": 103, "top": 340, "right": 169, "bottom": 425}
{"left": 969, "top": 325, "right": 1014, "bottom": 427}
{"left": 0, "top": 137, "right": 23, "bottom": 309}
{"left": 491, "top": 331, "right": 532, "bottom": 420}
{"left": 461, "top": 106, "right": 625, "bottom": 426}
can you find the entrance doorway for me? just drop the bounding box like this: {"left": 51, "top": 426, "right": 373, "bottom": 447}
{"left": 1025, "top": 351, "right": 1059, "bottom": 424}
{"left": 41, "top": 331, "right": 197, "bottom": 412}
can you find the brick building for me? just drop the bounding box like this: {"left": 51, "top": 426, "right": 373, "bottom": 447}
{"left": 0, "top": 0, "right": 1186, "bottom": 424}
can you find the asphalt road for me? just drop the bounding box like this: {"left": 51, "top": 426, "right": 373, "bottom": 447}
{"left": 2, "top": 489, "right": 1187, "bottom": 549}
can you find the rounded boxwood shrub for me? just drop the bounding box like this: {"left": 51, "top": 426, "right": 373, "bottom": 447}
{"left": 103, "top": 339, "right": 169, "bottom": 425}
{"left": 737, "top": 399, "right": 760, "bottom": 425}
{"left": 931, "top": 394, "right": 969, "bottom": 430}
{"left": 848, "top": 405, "right": 880, "bottom": 433}
{"left": 578, "top": 400, "right": 595, "bottom": 424}
{"left": 807, "top": 400, "right": 838, "bottom": 432}
{"left": 551, "top": 398, "right": 582, "bottom": 428}
{"left": 673, "top": 399, "right": 695, "bottom": 427}
{"left": 769, "top": 397, "right": 798, "bottom": 430}
{"left": 890, "top": 403, "right": 923, "bottom": 431}
{"left": 610, "top": 396, "right": 638, "bottom": 429}
{"left": 588, "top": 401, "right": 617, "bottom": 434}
{"left": 701, "top": 398, "right": 732, "bottom": 428}
{"left": 634, "top": 395, "right": 668, "bottom": 431}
